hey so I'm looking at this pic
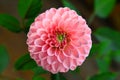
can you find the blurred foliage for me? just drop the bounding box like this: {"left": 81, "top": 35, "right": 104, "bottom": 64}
{"left": 32, "top": 66, "right": 47, "bottom": 76}
{"left": 18, "top": 0, "right": 42, "bottom": 19}
{"left": 94, "top": 0, "right": 116, "bottom": 18}
{"left": 33, "top": 76, "right": 45, "bottom": 80}
{"left": 14, "top": 53, "right": 37, "bottom": 70}
{"left": 24, "top": 18, "right": 34, "bottom": 33}
{"left": 0, "top": 14, "right": 21, "bottom": 33}
{"left": 94, "top": 27, "right": 120, "bottom": 50}
{"left": 0, "top": 45, "right": 9, "bottom": 73}
{"left": 15, "top": 53, "right": 47, "bottom": 79}
{"left": 51, "top": 73, "right": 67, "bottom": 80}
{"left": 89, "top": 27, "right": 120, "bottom": 79}
{"left": 88, "top": 72, "right": 117, "bottom": 80}
{"left": 61, "top": 0, "right": 80, "bottom": 15}
{"left": 0, "top": 0, "right": 120, "bottom": 80}
{"left": 112, "top": 50, "right": 120, "bottom": 63}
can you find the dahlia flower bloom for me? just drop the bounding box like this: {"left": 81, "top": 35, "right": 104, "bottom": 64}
{"left": 27, "top": 7, "right": 92, "bottom": 74}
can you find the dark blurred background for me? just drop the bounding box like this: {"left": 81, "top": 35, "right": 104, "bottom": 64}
{"left": 0, "top": 0, "right": 120, "bottom": 80}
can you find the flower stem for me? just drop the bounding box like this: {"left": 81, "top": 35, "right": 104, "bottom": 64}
{"left": 51, "top": 73, "right": 60, "bottom": 80}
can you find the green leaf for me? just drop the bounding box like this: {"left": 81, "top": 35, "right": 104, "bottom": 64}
{"left": 33, "top": 76, "right": 45, "bottom": 80}
{"left": 89, "top": 41, "right": 112, "bottom": 72}
{"left": 0, "top": 14, "right": 21, "bottom": 33}
{"left": 88, "top": 72, "right": 117, "bottom": 80}
{"left": 96, "top": 58, "right": 111, "bottom": 73}
{"left": 15, "top": 53, "right": 37, "bottom": 70}
{"left": 61, "top": 0, "right": 80, "bottom": 15}
{"left": 18, "top": 0, "right": 42, "bottom": 19}
{"left": 32, "top": 66, "right": 47, "bottom": 76}
{"left": 0, "top": 45, "right": 9, "bottom": 73}
{"left": 89, "top": 42, "right": 112, "bottom": 72}
{"left": 111, "top": 50, "right": 120, "bottom": 63}
{"left": 94, "top": 27, "right": 120, "bottom": 50}
{"left": 94, "top": 0, "right": 116, "bottom": 18}
{"left": 97, "top": 41, "right": 111, "bottom": 56}
{"left": 89, "top": 43, "right": 99, "bottom": 58}
{"left": 89, "top": 41, "right": 111, "bottom": 58}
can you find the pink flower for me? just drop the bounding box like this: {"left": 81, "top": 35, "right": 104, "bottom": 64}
{"left": 27, "top": 7, "right": 92, "bottom": 74}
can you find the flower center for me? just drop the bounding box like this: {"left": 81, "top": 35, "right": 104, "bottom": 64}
{"left": 49, "top": 28, "right": 70, "bottom": 49}
{"left": 57, "top": 34, "right": 65, "bottom": 42}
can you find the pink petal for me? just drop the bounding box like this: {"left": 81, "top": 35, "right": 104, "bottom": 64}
{"left": 52, "top": 62, "right": 59, "bottom": 72}
{"left": 49, "top": 8, "right": 57, "bottom": 16}
{"left": 47, "top": 56, "right": 57, "bottom": 64}
{"left": 35, "top": 21, "right": 43, "bottom": 28}
{"left": 42, "top": 19, "right": 51, "bottom": 28}
{"left": 36, "top": 60, "right": 41, "bottom": 66}
{"left": 30, "top": 53, "right": 39, "bottom": 60}
{"left": 31, "top": 46, "right": 42, "bottom": 53}
{"left": 78, "top": 46, "right": 88, "bottom": 56}
{"left": 63, "top": 58, "right": 70, "bottom": 69}
{"left": 42, "top": 44, "right": 50, "bottom": 52}
{"left": 59, "top": 64, "right": 69, "bottom": 72}
{"left": 41, "top": 59, "right": 49, "bottom": 67}
{"left": 61, "top": 12, "right": 69, "bottom": 21}
{"left": 47, "top": 47, "right": 56, "bottom": 56}
{"left": 35, "top": 13, "right": 45, "bottom": 21}
{"left": 57, "top": 8, "right": 64, "bottom": 15}
{"left": 70, "top": 59, "right": 77, "bottom": 70}
{"left": 29, "top": 33, "right": 40, "bottom": 41}
{"left": 36, "top": 29, "right": 47, "bottom": 36}
{"left": 34, "top": 38, "right": 45, "bottom": 47}
{"left": 64, "top": 44, "right": 79, "bottom": 58}
{"left": 45, "top": 65, "right": 52, "bottom": 71}
{"left": 52, "top": 13, "right": 61, "bottom": 24}
{"left": 57, "top": 51, "right": 66, "bottom": 63}
{"left": 76, "top": 60, "right": 82, "bottom": 66}
{"left": 63, "top": 45, "right": 72, "bottom": 57}
{"left": 39, "top": 52, "right": 48, "bottom": 60}
{"left": 40, "top": 34, "right": 48, "bottom": 41}
{"left": 71, "top": 47, "right": 79, "bottom": 59}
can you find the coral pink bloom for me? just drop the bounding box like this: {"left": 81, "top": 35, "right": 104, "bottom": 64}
{"left": 27, "top": 7, "right": 92, "bottom": 74}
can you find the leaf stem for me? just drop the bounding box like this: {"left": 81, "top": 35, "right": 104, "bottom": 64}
{"left": 88, "top": 12, "right": 96, "bottom": 25}
{"left": 21, "top": 18, "right": 25, "bottom": 33}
